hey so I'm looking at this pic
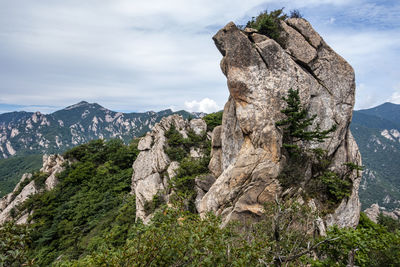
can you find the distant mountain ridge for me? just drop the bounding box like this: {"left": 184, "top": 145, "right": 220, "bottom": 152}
{"left": 351, "top": 102, "right": 400, "bottom": 210}
{"left": 0, "top": 101, "right": 198, "bottom": 159}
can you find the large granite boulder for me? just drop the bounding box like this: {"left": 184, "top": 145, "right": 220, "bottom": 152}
{"left": 199, "top": 18, "right": 362, "bottom": 228}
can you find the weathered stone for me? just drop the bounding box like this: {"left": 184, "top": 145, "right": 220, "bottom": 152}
{"left": 195, "top": 174, "right": 216, "bottom": 212}
{"left": 221, "top": 97, "right": 244, "bottom": 171}
{"left": 200, "top": 19, "right": 361, "bottom": 228}
{"left": 286, "top": 18, "right": 322, "bottom": 48}
{"left": 190, "top": 147, "right": 202, "bottom": 158}
{"left": 0, "top": 181, "right": 38, "bottom": 224}
{"left": 211, "top": 126, "right": 222, "bottom": 148}
{"left": 135, "top": 173, "right": 165, "bottom": 220}
{"left": 190, "top": 118, "right": 207, "bottom": 135}
{"left": 281, "top": 20, "right": 317, "bottom": 64}
{"left": 364, "top": 203, "right": 380, "bottom": 223}
{"left": 0, "top": 154, "right": 65, "bottom": 225}
{"left": 138, "top": 133, "right": 153, "bottom": 151}
{"left": 131, "top": 115, "right": 210, "bottom": 222}
{"left": 41, "top": 154, "right": 65, "bottom": 191}
{"left": 167, "top": 161, "right": 180, "bottom": 180}
{"left": 208, "top": 147, "right": 223, "bottom": 178}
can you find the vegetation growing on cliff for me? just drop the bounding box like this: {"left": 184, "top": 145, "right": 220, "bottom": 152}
{"left": 163, "top": 124, "right": 211, "bottom": 213}
{"left": 0, "top": 155, "right": 42, "bottom": 198}
{"left": 1, "top": 128, "right": 399, "bottom": 266}
{"left": 11, "top": 139, "right": 139, "bottom": 265}
{"left": 275, "top": 88, "right": 360, "bottom": 212}
{"left": 246, "top": 8, "right": 287, "bottom": 46}
{"left": 203, "top": 111, "right": 223, "bottom": 132}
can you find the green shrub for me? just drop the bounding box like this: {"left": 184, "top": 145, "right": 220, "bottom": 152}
{"left": 289, "top": 9, "right": 303, "bottom": 19}
{"left": 203, "top": 111, "right": 223, "bottom": 132}
{"left": 246, "top": 8, "right": 287, "bottom": 46}
{"left": 378, "top": 213, "right": 400, "bottom": 233}
{"left": 33, "top": 172, "right": 50, "bottom": 189}
{"left": 314, "top": 213, "right": 400, "bottom": 266}
{"left": 320, "top": 171, "right": 352, "bottom": 203}
{"left": 275, "top": 88, "right": 357, "bottom": 211}
{"left": 144, "top": 194, "right": 165, "bottom": 216}
{"left": 0, "top": 221, "right": 33, "bottom": 267}
{"left": 164, "top": 125, "right": 189, "bottom": 161}
{"left": 56, "top": 201, "right": 320, "bottom": 267}
{"left": 17, "top": 138, "right": 139, "bottom": 265}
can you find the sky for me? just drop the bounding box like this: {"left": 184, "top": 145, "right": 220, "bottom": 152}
{"left": 0, "top": 0, "right": 399, "bottom": 114}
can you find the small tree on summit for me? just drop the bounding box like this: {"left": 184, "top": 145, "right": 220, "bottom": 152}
{"left": 276, "top": 88, "right": 336, "bottom": 150}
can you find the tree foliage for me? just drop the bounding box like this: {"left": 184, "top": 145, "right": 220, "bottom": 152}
{"left": 246, "top": 8, "right": 287, "bottom": 45}
{"left": 276, "top": 88, "right": 336, "bottom": 147}
{"left": 2, "top": 127, "right": 397, "bottom": 266}
{"left": 314, "top": 213, "right": 400, "bottom": 266}
{"left": 202, "top": 111, "right": 223, "bottom": 132}
{"left": 0, "top": 221, "right": 33, "bottom": 267}
{"left": 14, "top": 139, "right": 139, "bottom": 265}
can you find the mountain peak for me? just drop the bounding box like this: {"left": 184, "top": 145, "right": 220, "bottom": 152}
{"left": 357, "top": 102, "right": 400, "bottom": 125}
{"left": 63, "top": 101, "right": 104, "bottom": 111}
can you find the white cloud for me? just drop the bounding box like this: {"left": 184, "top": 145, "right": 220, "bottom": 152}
{"left": 388, "top": 83, "right": 400, "bottom": 105}
{"left": 184, "top": 98, "right": 220, "bottom": 113}
{"left": 0, "top": 0, "right": 398, "bottom": 113}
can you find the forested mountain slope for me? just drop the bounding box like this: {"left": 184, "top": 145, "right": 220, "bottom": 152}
{"left": 0, "top": 101, "right": 197, "bottom": 159}
{"left": 351, "top": 103, "right": 400, "bottom": 210}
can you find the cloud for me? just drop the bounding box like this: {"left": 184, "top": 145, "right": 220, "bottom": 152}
{"left": 0, "top": 0, "right": 399, "bottom": 113}
{"left": 388, "top": 83, "right": 400, "bottom": 104}
{"left": 184, "top": 98, "right": 220, "bottom": 113}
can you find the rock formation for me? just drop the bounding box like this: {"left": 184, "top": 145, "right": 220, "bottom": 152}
{"left": 0, "top": 154, "right": 65, "bottom": 224}
{"left": 40, "top": 154, "right": 65, "bottom": 191}
{"left": 198, "top": 18, "right": 362, "bottom": 228}
{"left": 364, "top": 203, "right": 380, "bottom": 223}
{"left": 131, "top": 115, "right": 208, "bottom": 222}
{"left": 364, "top": 203, "right": 400, "bottom": 223}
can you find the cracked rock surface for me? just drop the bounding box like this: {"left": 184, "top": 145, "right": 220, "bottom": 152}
{"left": 199, "top": 19, "right": 362, "bottom": 228}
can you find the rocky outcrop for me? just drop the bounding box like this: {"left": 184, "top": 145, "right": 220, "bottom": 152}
{"left": 364, "top": 203, "right": 400, "bottom": 223}
{"left": 364, "top": 203, "right": 380, "bottom": 223}
{"left": 0, "top": 154, "right": 65, "bottom": 224}
{"left": 131, "top": 115, "right": 208, "bottom": 222}
{"left": 199, "top": 18, "right": 362, "bottom": 228}
{"left": 41, "top": 154, "right": 65, "bottom": 190}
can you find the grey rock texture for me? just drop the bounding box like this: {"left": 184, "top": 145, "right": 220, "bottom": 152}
{"left": 208, "top": 126, "right": 223, "bottom": 177}
{"left": 199, "top": 19, "right": 362, "bottom": 228}
{"left": 190, "top": 119, "right": 207, "bottom": 135}
{"left": 364, "top": 203, "right": 400, "bottom": 222}
{"left": 0, "top": 154, "right": 65, "bottom": 225}
{"left": 131, "top": 115, "right": 210, "bottom": 222}
{"left": 41, "top": 154, "right": 65, "bottom": 191}
{"left": 0, "top": 180, "right": 38, "bottom": 224}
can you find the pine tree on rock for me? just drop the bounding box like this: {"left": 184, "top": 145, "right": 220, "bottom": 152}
{"left": 276, "top": 88, "right": 336, "bottom": 150}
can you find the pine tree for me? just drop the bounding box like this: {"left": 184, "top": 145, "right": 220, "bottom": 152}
{"left": 276, "top": 88, "right": 336, "bottom": 148}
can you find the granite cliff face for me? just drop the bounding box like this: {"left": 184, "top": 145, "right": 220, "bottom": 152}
{"left": 198, "top": 18, "right": 361, "bottom": 228}
{"left": 131, "top": 115, "right": 209, "bottom": 222}
{"left": 129, "top": 18, "right": 361, "bottom": 228}
{"left": 0, "top": 154, "right": 65, "bottom": 224}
